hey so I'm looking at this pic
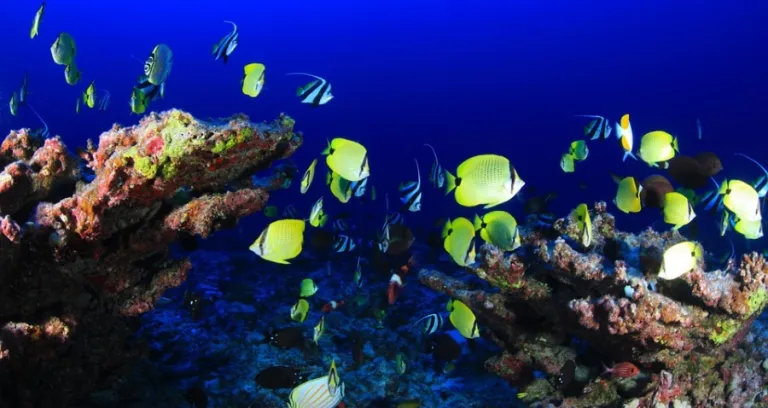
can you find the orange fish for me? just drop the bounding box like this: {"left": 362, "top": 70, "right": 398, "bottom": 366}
{"left": 388, "top": 273, "right": 403, "bottom": 305}
{"left": 321, "top": 300, "right": 345, "bottom": 313}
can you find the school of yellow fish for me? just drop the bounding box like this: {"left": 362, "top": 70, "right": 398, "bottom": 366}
{"left": 13, "top": 5, "right": 766, "bottom": 406}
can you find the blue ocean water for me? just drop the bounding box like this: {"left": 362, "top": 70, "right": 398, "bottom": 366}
{"left": 3, "top": 1, "right": 768, "bottom": 406}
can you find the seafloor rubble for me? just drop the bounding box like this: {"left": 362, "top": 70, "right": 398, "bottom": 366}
{"left": 419, "top": 202, "right": 768, "bottom": 407}
{"left": 0, "top": 109, "right": 301, "bottom": 407}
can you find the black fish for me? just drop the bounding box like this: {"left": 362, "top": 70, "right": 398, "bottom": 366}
{"left": 267, "top": 327, "right": 305, "bottom": 349}
{"left": 430, "top": 333, "right": 461, "bottom": 361}
{"left": 184, "top": 385, "right": 208, "bottom": 408}
{"left": 557, "top": 359, "right": 576, "bottom": 389}
{"left": 255, "top": 366, "right": 305, "bottom": 389}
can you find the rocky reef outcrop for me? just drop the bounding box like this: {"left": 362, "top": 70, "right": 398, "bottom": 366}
{"left": 0, "top": 110, "right": 301, "bottom": 407}
{"left": 419, "top": 202, "right": 768, "bottom": 407}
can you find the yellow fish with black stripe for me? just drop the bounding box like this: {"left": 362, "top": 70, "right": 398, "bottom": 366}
{"left": 290, "top": 299, "right": 309, "bottom": 323}
{"left": 444, "top": 154, "right": 525, "bottom": 209}
{"left": 571, "top": 203, "right": 592, "bottom": 247}
{"left": 447, "top": 299, "right": 479, "bottom": 339}
{"left": 569, "top": 140, "right": 589, "bottom": 161}
{"left": 249, "top": 219, "right": 305, "bottom": 264}
{"left": 560, "top": 153, "right": 576, "bottom": 173}
{"left": 733, "top": 216, "right": 763, "bottom": 239}
{"left": 326, "top": 170, "right": 353, "bottom": 203}
{"left": 663, "top": 192, "right": 696, "bottom": 230}
{"left": 658, "top": 241, "right": 702, "bottom": 280}
{"left": 300, "top": 159, "right": 317, "bottom": 194}
{"left": 242, "top": 63, "right": 266, "bottom": 98}
{"left": 321, "top": 138, "right": 370, "bottom": 182}
{"left": 719, "top": 179, "right": 761, "bottom": 222}
{"left": 83, "top": 82, "right": 96, "bottom": 108}
{"left": 638, "top": 130, "right": 678, "bottom": 167}
{"left": 308, "top": 197, "right": 328, "bottom": 228}
{"left": 442, "top": 217, "right": 476, "bottom": 266}
{"left": 30, "top": 1, "right": 45, "bottom": 39}
{"left": 473, "top": 211, "right": 520, "bottom": 251}
{"left": 614, "top": 176, "right": 643, "bottom": 214}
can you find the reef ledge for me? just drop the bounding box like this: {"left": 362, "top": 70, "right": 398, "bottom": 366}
{"left": 0, "top": 109, "right": 301, "bottom": 407}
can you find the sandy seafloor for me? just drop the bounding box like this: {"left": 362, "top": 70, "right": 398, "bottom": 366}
{"left": 84, "top": 246, "right": 522, "bottom": 408}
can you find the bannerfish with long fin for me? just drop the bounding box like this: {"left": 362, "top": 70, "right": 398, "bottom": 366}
{"left": 287, "top": 72, "right": 334, "bottom": 106}
{"left": 212, "top": 21, "right": 239, "bottom": 63}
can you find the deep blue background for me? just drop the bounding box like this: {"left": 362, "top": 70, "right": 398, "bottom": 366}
{"left": 2, "top": 0, "right": 767, "bottom": 242}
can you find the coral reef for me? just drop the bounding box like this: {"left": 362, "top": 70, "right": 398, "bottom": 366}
{"left": 0, "top": 110, "right": 301, "bottom": 407}
{"left": 419, "top": 202, "right": 768, "bottom": 407}
{"left": 85, "top": 250, "right": 517, "bottom": 408}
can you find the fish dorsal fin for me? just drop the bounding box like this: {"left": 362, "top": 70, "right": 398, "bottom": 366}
{"left": 286, "top": 72, "right": 326, "bottom": 83}
{"left": 414, "top": 158, "right": 420, "bottom": 184}
{"left": 424, "top": 143, "right": 439, "bottom": 163}
{"left": 223, "top": 20, "right": 238, "bottom": 33}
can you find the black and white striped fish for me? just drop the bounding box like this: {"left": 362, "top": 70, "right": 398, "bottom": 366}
{"left": 332, "top": 234, "right": 356, "bottom": 252}
{"left": 283, "top": 204, "right": 298, "bottom": 218}
{"left": 350, "top": 177, "right": 368, "bottom": 198}
{"left": 578, "top": 115, "right": 613, "bottom": 140}
{"left": 412, "top": 313, "right": 444, "bottom": 336}
{"left": 424, "top": 144, "right": 445, "bottom": 188}
{"left": 212, "top": 21, "right": 238, "bottom": 63}
{"left": 399, "top": 158, "right": 422, "bottom": 212}
{"left": 332, "top": 218, "right": 348, "bottom": 232}
{"left": 377, "top": 221, "right": 390, "bottom": 253}
{"left": 385, "top": 212, "right": 404, "bottom": 225}
{"left": 286, "top": 73, "right": 333, "bottom": 106}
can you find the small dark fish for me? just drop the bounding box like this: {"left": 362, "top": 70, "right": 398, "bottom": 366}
{"left": 183, "top": 290, "right": 203, "bottom": 319}
{"left": 255, "top": 366, "right": 305, "bottom": 389}
{"left": 695, "top": 152, "right": 722, "bottom": 177}
{"left": 524, "top": 192, "right": 556, "bottom": 215}
{"left": 640, "top": 175, "right": 674, "bottom": 208}
{"left": 267, "top": 326, "right": 305, "bottom": 349}
{"left": 666, "top": 155, "right": 709, "bottom": 189}
{"left": 557, "top": 360, "right": 576, "bottom": 389}
{"left": 184, "top": 385, "right": 208, "bottom": 408}
{"left": 430, "top": 333, "right": 461, "bottom": 361}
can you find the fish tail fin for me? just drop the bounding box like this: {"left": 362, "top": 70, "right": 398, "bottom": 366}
{"left": 622, "top": 151, "right": 637, "bottom": 162}
{"left": 444, "top": 170, "right": 456, "bottom": 195}
{"left": 321, "top": 138, "right": 331, "bottom": 155}
{"left": 671, "top": 137, "right": 679, "bottom": 152}
{"left": 472, "top": 214, "right": 483, "bottom": 231}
